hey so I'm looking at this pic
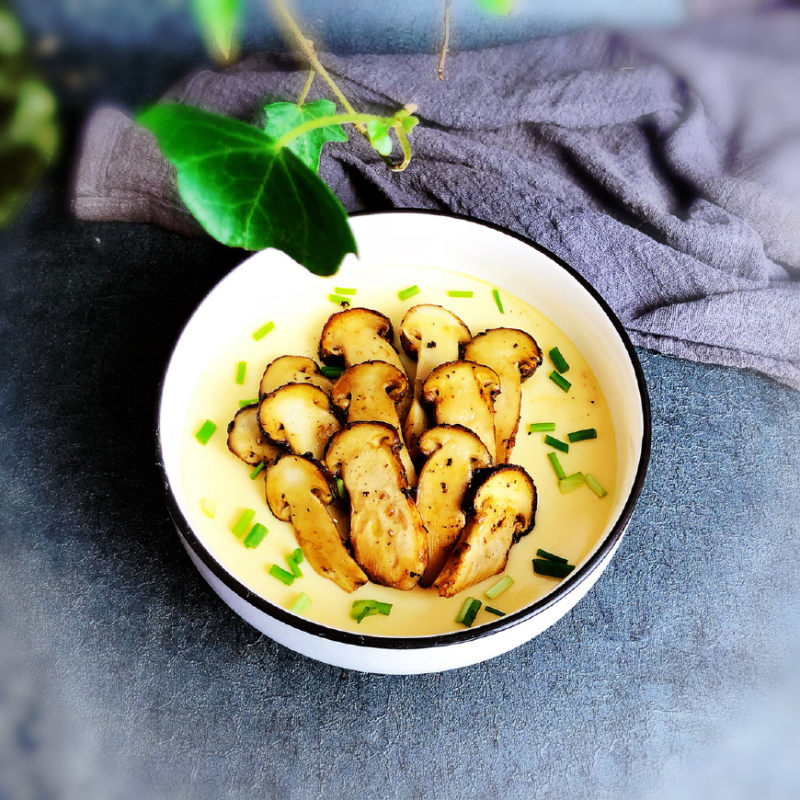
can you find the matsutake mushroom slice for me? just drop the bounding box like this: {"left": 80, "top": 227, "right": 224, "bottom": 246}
{"left": 434, "top": 465, "right": 537, "bottom": 598}
{"left": 265, "top": 455, "right": 367, "bottom": 593}
{"left": 325, "top": 422, "right": 428, "bottom": 591}
{"left": 226, "top": 404, "right": 282, "bottom": 467}
{"left": 416, "top": 425, "right": 492, "bottom": 587}
{"left": 422, "top": 360, "right": 500, "bottom": 463}
{"left": 258, "top": 383, "right": 340, "bottom": 461}
{"left": 259, "top": 355, "right": 333, "bottom": 399}
{"left": 462, "top": 328, "right": 542, "bottom": 462}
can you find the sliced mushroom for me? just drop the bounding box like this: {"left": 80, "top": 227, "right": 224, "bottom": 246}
{"left": 422, "top": 360, "right": 500, "bottom": 462}
{"left": 416, "top": 425, "right": 492, "bottom": 586}
{"left": 325, "top": 422, "right": 428, "bottom": 590}
{"left": 399, "top": 305, "right": 472, "bottom": 458}
{"left": 265, "top": 455, "right": 367, "bottom": 593}
{"left": 258, "top": 383, "right": 340, "bottom": 461}
{"left": 330, "top": 360, "right": 417, "bottom": 486}
{"left": 462, "top": 328, "right": 542, "bottom": 462}
{"left": 434, "top": 465, "right": 537, "bottom": 598}
{"left": 226, "top": 404, "right": 282, "bottom": 466}
{"left": 259, "top": 355, "right": 333, "bottom": 399}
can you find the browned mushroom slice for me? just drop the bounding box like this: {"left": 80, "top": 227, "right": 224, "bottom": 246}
{"left": 226, "top": 404, "right": 282, "bottom": 466}
{"left": 325, "top": 422, "right": 427, "bottom": 590}
{"left": 258, "top": 383, "right": 340, "bottom": 461}
{"left": 422, "top": 360, "right": 500, "bottom": 462}
{"left": 416, "top": 425, "right": 492, "bottom": 586}
{"left": 265, "top": 455, "right": 367, "bottom": 593}
{"left": 399, "top": 305, "right": 472, "bottom": 458}
{"left": 434, "top": 465, "right": 537, "bottom": 598}
{"left": 462, "top": 328, "right": 542, "bottom": 462}
{"left": 330, "top": 360, "right": 417, "bottom": 485}
{"left": 259, "top": 355, "right": 333, "bottom": 399}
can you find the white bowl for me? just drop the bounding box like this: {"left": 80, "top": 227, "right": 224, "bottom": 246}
{"left": 157, "top": 210, "right": 650, "bottom": 674}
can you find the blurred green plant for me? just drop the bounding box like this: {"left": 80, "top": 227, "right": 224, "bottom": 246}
{"left": 0, "top": 5, "right": 58, "bottom": 226}
{"left": 191, "top": 0, "right": 242, "bottom": 63}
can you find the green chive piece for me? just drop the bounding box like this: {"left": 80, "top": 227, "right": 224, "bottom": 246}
{"left": 286, "top": 554, "right": 303, "bottom": 578}
{"left": 549, "top": 371, "right": 571, "bottom": 392}
{"left": 328, "top": 293, "right": 351, "bottom": 306}
{"left": 447, "top": 290, "right": 474, "bottom": 298}
{"left": 200, "top": 498, "right": 216, "bottom": 518}
{"left": 249, "top": 462, "right": 266, "bottom": 480}
{"left": 239, "top": 398, "right": 259, "bottom": 408}
{"left": 374, "top": 601, "right": 392, "bottom": 615}
{"left": 231, "top": 508, "right": 255, "bottom": 536}
{"left": 533, "top": 558, "right": 575, "bottom": 579}
{"left": 549, "top": 346, "right": 570, "bottom": 373}
{"left": 350, "top": 599, "right": 392, "bottom": 623}
{"left": 568, "top": 428, "right": 597, "bottom": 443}
{"left": 585, "top": 473, "right": 608, "bottom": 498}
{"left": 455, "top": 597, "right": 481, "bottom": 627}
{"left": 492, "top": 288, "right": 505, "bottom": 313}
{"left": 529, "top": 422, "right": 556, "bottom": 433}
{"left": 320, "top": 366, "right": 344, "bottom": 379}
{"left": 536, "top": 548, "right": 568, "bottom": 564}
{"left": 334, "top": 287, "right": 357, "bottom": 295}
{"left": 289, "top": 592, "right": 312, "bottom": 615}
{"left": 485, "top": 575, "right": 514, "bottom": 599}
{"left": 485, "top": 606, "right": 506, "bottom": 617}
{"left": 336, "top": 478, "right": 346, "bottom": 498}
{"left": 269, "top": 564, "right": 295, "bottom": 585}
{"left": 244, "top": 523, "right": 268, "bottom": 549}
{"left": 252, "top": 320, "right": 275, "bottom": 341}
{"left": 544, "top": 434, "right": 569, "bottom": 453}
{"left": 547, "top": 451, "right": 567, "bottom": 480}
{"left": 235, "top": 360, "right": 247, "bottom": 385}
{"left": 398, "top": 284, "right": 421, "bottom": 301}
{"left": 558, "top": 472, "right": 585, "bottom": 494}
{"left": 292, "top": 547, "right": 304, "bottom": 564}
{"left": 195, "top": 419, "right": 217, "bottom": 444}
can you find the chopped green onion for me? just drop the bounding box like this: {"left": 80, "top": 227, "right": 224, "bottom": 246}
{"left": 548, "top": 371, "right": 571, "bottom": 392}
{"left": 200, "top": 498, "right": 216, "bottom": 518}
{"left": 455, "top": 597, "right": 481, "bottom": 627}
{"left": 231, "top": 508, "right": 255, "bottom": 536}
{"left": 492, "top": 288, "right": 504, "bottom": 313}
{"left": 336, "top": 478, "right": 346, "bottom": 498}
{"left": 547, "top": 451, "right": 566, "bottom": 480}
{"left": 286, "top": 553, "right": 303, "bottom": 578}
{"left": 292, "top": 547, "right": 304, "bottom": 564}
{"left": 398, "top": 284, "right": 420, "bottom": 301}
{"left": 485, "top": 575, "right": 514, "bottom": 599}
{"left": 446, "top": 290, "right": 474, "bottom": 298}
{"left": 334, "top": 287, "right": 357, "bottom": 295}
{"left": 195, "top": 419, "right": 217, "bottom": 444}
{"left": 544, "top": 434, "right": 569, "bottom": 453}
{"left": 328, "top": 294, "right": 351, "bottom": 306}
{"left": 252, "top": 320, "right": 275, "bottom": 341}
{"left": 558, "top": 472, "right": 585, "bottom": 494}
{"left": 549, "top": 346, "right": 570, "bottom": 373}
{"left": 350, "top": 599, "right": 392, "bottom": 623}
{"left": 289, "top": 592, "right": 312, "bottom": 615}
{"left": 244, "top": 523, "right": 268, "bottom": 548}
{"left": 249, "top": 462, "right": 266, "bottom": 479}
{"left": 485, "top": 606, "right": 506, "bottom": 617}
{"left": 536, "top": 548, "right": 568, "bottom": 564}
{"left": 533, "top": 558, "right": 575, "bottom": 579}
{"left": 235, "top": 361, "right": 247, "bottom": 385}
{"left": 568, "top": 428, "right": 597, "bottom": 443}
{"left": 529, "top": 422, "right": 556, "bottom": 433}
{"left": 238, "top": 398, "right": 259, "bottom": 407}
{"left": 269, "top": 564, "right": 295, "bottom": 585}
{"left": 585, "top": 473, "right": 608, "bottom": 498}
{"left": 320, "top": 365, "right": 344, "bottom": 379}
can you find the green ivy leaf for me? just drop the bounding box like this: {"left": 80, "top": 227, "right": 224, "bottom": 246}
{"left": 137, "top": 104, "right": 356, "bottom": 276}
{"left": 366, "top": 119, "right": 393, "bottom": 156}
{"left": 191, "top": 0, "right": 242, "bottom": 62}
{"left": 262, "top": 99, "right": 347, "bottom": 173}
{"left": 474, "top": 0, "right": 514, "bottom": 15}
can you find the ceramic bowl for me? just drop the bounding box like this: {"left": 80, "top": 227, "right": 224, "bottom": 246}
{"left": 157, "top": 210, "right": 650, "bottom": 674}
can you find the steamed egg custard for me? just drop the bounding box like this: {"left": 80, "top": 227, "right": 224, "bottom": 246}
{"left": 181, "top": 264, "right": 617, "bottom": 636}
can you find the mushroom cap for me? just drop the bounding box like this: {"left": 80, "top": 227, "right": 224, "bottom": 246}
{"left": 318, "top": 307, "right": 394, "bottom": 364}
{"left": 330, "top": 360, "right": 408, "bottom": 412}
{"left": 422, "top": 360, "right": 501, "bottom": 402}
{"left": 399, "top": 304, "right": 471, "bottom": 358}
{"left": 226, "top": 404, "right": 282, "bottom": 466}
{"left": 260, "top": 355, "right": 333, "bottom": 398}
{"left": 265, "top": 454, "right": 334, "bottom": 521}
{"left": 461, "top": 328, "right": 542, "bottom": 381}
{"left": 418, "top": 423, "right": 491, "bottom": 465}
{"left": 465, "top": 464, "right": 537, "bottom": 540}
{"left": 324, "top": 421, "right": 402, "bottom": 477}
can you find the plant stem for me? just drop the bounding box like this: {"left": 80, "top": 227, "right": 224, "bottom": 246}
{"left": 275, "top": 112, "right": 394, "bottom": 149}
{"left": 297, "top": 69, "right": 315, "bottom": 105}
{"left": 438, "top": 0, "right": 452, "bottom": 80}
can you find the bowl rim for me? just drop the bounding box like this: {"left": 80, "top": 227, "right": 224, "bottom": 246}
{"left": 156, "top": 209, "right": 651, "bottom": 650}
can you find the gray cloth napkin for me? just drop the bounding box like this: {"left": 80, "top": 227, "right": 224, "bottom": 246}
{"left": 73, "top": 10, "right": 800, "bottom": 389}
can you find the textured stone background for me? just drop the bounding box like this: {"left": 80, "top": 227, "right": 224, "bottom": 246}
{"left": 1, "top": 3, "right": 799, "bottom": 798}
